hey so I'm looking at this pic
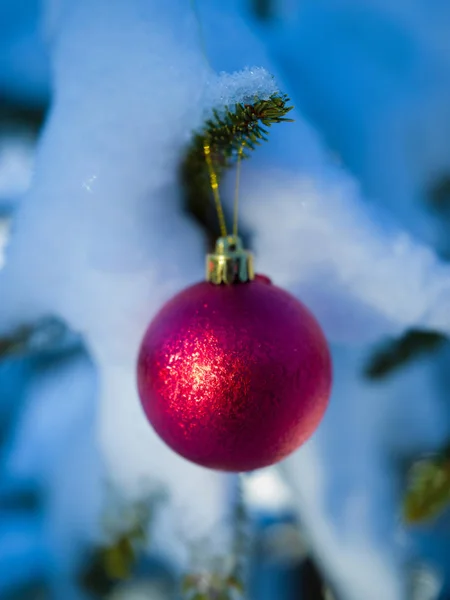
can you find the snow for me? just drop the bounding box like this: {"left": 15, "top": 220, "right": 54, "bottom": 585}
{"left": 0, "top": 0, "right": 244, "bottom": 581}
{"left": 243, "top": 469, "right": 294, "bottom": 515}
{"left": 0, "top": 0, "right": 293, "bottom": 539}
{"left": 239, "top": 168, "right": 450, "bottom": 343}
{"left": 0, "top": 217, "right": 9, "bottom": 270}
{"left": 1, "top": 353, "right": 102, "bottom": 594}
{"left": 283, "top": 443, "right": 404, "bottom": 600}
{"left": 205, "top": 66, "right": 279, "bottom": 109}
{"left": 0, "top": 132, "right": 35, "bottom": 269}
{"left": 268, "top": 0, "right": 450, "bottom": 249}
{"left": 0, "top": 132, "right": 35, "bottom": 203}
{"left": 1, "top": 0, "right": 450, "bottom": 598}
{"left": 281, "top": 343, "right": 450, "bottom": 600}
{"left": 196, "top": 2, "right": 450, "bottom": 598}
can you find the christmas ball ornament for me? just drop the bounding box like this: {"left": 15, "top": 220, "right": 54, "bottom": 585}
{"left": 137, "top": 236, "right": 331, "bottom": 472}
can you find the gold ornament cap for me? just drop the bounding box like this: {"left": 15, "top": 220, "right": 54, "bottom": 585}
{"left": 206, "top": 235, "right": 255, "bottom": 285}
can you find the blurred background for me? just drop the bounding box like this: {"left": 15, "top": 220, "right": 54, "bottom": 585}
{"left": 2, "top": 0, "right": 450, "bottom": 599}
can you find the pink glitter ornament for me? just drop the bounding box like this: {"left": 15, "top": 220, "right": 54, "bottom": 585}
{"left": 137, "top": 236, "right": 331, "bottom": 472}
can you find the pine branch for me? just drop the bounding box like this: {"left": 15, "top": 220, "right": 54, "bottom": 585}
{"left": 363, "top": 329, "right": 448, "bottom": 380}
{"left": 403, "top": 452, "right": 450, "bottom": 523}
{"left": 229, "top": 475, "right": 249, "bottom": 588}
{"left": 80, "top": 491, "right": 164, "bottom": 597}
{"left": 182, "top": 477, "right": 248, "bottom": 600}
{"left": 0, "top": 97, "right": 46, "bottom": 132}
{"left": 0, "top": 317, "right": 76, "bottom": 360}
{"left": 181, "top": 93, "right": 293, "bottom": 239}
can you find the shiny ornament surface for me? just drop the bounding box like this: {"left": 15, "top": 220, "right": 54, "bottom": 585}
{"left": 137, "top": 276, "right": 331, "bottom": 471}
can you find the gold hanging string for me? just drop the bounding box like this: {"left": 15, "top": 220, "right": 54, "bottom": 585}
{"left": 233, "top": 143, "right": 245, "bottom": 237}
{"left": 203, "top": 141, "right": 228, "bottom": 238}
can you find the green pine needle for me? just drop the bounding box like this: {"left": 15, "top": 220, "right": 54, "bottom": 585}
{"left": 403, "top": 454, "right": 450, "bottom": 523}
{"left": 181, "top": 93, "right": 293, "bottom": 237}
{"left": 0, "top": 317, "right": 73, "bottom": 359}
{"left": 364, "top": 329, "right": 448, "bottom": 380}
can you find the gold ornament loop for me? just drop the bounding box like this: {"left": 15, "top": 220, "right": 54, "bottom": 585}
{"left": 206, "top": 235, "right": 254, "bottom": 285}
